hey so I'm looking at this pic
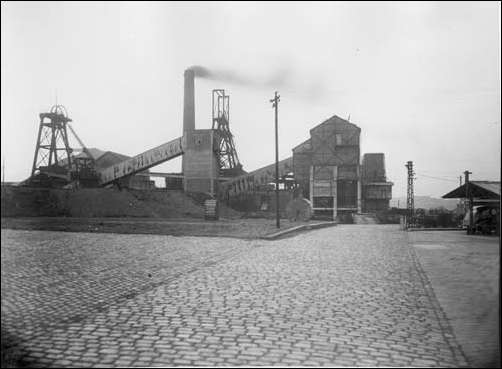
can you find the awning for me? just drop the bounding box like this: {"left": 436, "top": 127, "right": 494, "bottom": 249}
{"left": 442, "top": 181, "right": 500, "bottom": 199}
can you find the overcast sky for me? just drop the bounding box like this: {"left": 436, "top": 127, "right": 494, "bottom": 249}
{"left": 1, "top": 1, "right": 500, "bottom": 197}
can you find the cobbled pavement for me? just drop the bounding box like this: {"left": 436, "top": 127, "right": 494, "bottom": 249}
{"left": 1, "top": 225, "right": 469, "bottom": 367}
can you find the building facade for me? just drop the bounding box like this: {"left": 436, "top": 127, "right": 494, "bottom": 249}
{"left": 219, "top": 115, "right": 393, "bottom": 220}
{"left": 292, "top": 115, "right": 361, "bottom": 218}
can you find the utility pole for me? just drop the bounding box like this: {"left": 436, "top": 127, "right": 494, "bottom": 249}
{"left": 405, "top": 161, "right": 415, "bottom": 228}
{"left": 464, "top": 170, "right": 473, "bottom": 234}
{"left": 270, "top": 91, "right": 281, "bottom": 228}
{"left": 458, "top": 175, "right": 464, "bottom": 218}
{"left": 1, "top": 157, "right": 4, "bottom": 197}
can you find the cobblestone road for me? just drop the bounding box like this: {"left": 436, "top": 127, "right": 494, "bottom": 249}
{"left": 1, "top": 231, "right": 255, "bottom": 350}
{"left": 2, "top": 226, "right": 469, "bottom": 367}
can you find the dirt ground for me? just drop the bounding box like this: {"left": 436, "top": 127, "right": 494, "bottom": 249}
{"left": 1, "top": 185, "right": 314, "bottom": 239}
{"left": 0, "top": 217, "right": 310, "bottom": 239}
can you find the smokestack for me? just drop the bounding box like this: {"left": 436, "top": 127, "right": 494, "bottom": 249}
{"left": 183, "top": 69, "right": 195, "bottom": 133}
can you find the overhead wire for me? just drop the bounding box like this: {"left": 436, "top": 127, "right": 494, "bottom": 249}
{"left": 414, "top": 172, "right": 459, "bottom": 183}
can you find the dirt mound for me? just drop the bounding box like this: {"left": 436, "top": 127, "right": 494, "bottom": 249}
{"left": 127, "top": 189, "right": 208, "bottom": 218}
{"left": 1, "top": 185, "right": 244, "bottom": 219}
{"left": 68, "top": 188, "right": 153, "bottom": 217}
{"left": 1, "top": 186, "right": 210, "bottom": 218}
{"left": 218, "top": 202, "right": 242, "bottom": 219}
{"left": 1, "top": 186, "right": 68, "bottom": 217}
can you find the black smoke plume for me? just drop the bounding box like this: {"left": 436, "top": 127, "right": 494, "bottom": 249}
{"left": 188, "top": 65, "right": 332, "bottom": 101}
{"left": 188, "top": 65, "right": 292, "bottom": 90}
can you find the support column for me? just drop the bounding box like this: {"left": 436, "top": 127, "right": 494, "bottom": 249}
{"left": 357, "top": 165, "right": 362, "bottom": 213}
{"left": 309, "top": 165, "right": 314, "bottom": 205}
{"left": 31, "top": 118, "right": 44, "bottom": 176}
{"left": 333, "top": 166, "right": 338, "bottom": 220}
{"left": 210, "top": 130, "right": 214, "bottom": 198}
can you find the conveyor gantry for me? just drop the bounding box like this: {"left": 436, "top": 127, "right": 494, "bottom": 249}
{"left": 97, "top": 136, "right": 185, "bottom": 186}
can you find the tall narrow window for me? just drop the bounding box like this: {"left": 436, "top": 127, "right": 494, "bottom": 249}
{"left": 335, "top": 134, "right": 343, "bottom": 145}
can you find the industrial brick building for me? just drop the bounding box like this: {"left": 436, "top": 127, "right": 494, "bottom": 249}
{"left": 219, "top": 115, "right": 393, "bottom": 220}
{"left": 24, "top": 68, "right": 391, "bottom": 221}
{"left": 292, "top": 116, "right": 361, "bottom": 218}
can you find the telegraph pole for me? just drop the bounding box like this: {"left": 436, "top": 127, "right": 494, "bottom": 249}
{"left": 458, "top": 175, "right": 464, "bottom": 218}
{"left": 464, "top": 170, "right": 473, "bottom": 234}
{"left": 270, "top": 91, "right": 281, "bottom": 228}
{"left": 405, "top": 161, "right": 415, "bottom": 228}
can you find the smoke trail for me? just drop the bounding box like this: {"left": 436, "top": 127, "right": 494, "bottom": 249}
{"left": 188, "top": 65, "right": 336, "bottom": 101}
{"left": 189, "top": 65, "right": 293, "bottom": 90}
{"left": 189, "top": 65, "right": 212, "bottom": 79}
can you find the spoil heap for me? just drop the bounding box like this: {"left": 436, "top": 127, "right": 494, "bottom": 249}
{"left": 1, "top": 186, "right": 240, "bottom": 219}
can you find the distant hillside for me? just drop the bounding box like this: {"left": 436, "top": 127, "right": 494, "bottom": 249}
{"left": 389, "top": 196, "right": 460, "bottom": 211}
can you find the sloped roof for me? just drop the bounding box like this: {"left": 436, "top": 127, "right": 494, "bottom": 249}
{"left": 58, "top": 148, "right": 107, "bottom": 167}
{"left": 442, "top": 181, "right": 500, "bottom": 199}
{"left": 221, "top": 157, "right": 293, "bottom": 187}
{"left": 473, "top": 181, "right": 500, "bottom": 196}
{"left": 95, "top": 151, "right": 130, "bottom": 168}
{"left": 73, "top": 148, "right": 107, "bottom": 160}
{"left": 292, "top": 138, "right": 312, "bottom": 153}
{"left": 292, "top": 115, "right": 360, "bottom": 155}
{"left": 310, "top": 114, "right": 361, "bottom": 134}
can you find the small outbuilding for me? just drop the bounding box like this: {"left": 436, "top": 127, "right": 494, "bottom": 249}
{"left": 442, "top": 181, "right": 500, "bottom": 205}
{"left": 443, "top": 181, "right": 500, "bottom": 235}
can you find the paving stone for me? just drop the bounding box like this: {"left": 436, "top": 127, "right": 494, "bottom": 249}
{"left": 1, "top": 226, "right": 476, "bottom": 367}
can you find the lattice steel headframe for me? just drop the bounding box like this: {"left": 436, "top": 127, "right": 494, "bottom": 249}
{"left": 212, "top": 89, "right": 243, "bottom": 176}
{"left": 31, "top": 105, "right": 73, "bottom": 176}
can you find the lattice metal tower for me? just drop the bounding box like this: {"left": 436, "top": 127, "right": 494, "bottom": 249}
{"left": 405, "top": 161, "right": 415, "bottom": 225}
{"left": 31, "top": 105, "right": 73, "bottom": 176}
{"left": 212, "top": 89, "right": 243, "bottom": 177}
